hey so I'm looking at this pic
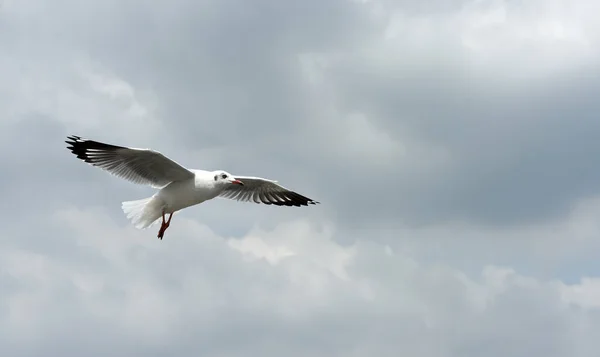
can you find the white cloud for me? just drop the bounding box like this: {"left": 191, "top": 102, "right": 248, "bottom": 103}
{"left": 2, "top": 204, "right": 600, "bottom": 356}
{"left": 561, "top": 277, "right": 600, "bottom": 309}
{"left": 0, "top": 51, "right": 162, "bottom": 144}
{"left": 228, "top": 220, "right": 354, "bottom": 280}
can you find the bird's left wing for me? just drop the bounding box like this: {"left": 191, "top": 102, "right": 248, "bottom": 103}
{"left": 218, "top": 176, "right": 319, "bottom": 207}
{"left": 65, "top": 135, "right": 195, "bottom": 188}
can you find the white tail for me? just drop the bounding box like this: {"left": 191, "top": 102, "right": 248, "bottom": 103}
{"left": 121, "top": 195, "right": 164, "bottom": 229}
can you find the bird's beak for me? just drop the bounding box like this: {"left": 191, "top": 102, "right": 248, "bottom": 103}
{"left": 231, "top": 179, "right": 244, "bottom": 186}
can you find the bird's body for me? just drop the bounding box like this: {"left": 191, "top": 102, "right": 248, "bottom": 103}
{"left": 65, "top": 135, "right": 319, "bottom": 239}
{"left": 159, "top": 170, "right": 221, "bottom": 213}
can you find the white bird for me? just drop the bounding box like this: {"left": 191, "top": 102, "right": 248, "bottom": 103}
{"left": 65, "top": 135, "right": 319, "bottom": 239}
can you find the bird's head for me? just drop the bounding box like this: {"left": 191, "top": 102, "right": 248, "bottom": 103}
{"left": 213, "top": 171, "right": 244, "bottom": 186}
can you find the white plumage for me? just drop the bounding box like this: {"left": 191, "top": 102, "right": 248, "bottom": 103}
{"left": 66, "top": 135, "right": 319, "bottom": 239}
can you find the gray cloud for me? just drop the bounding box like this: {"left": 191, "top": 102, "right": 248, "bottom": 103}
{"left": 3, "top": 0, "right": 600, "bottom": 355}
{"left": 8, "top": 0, "right": 596, "bottom": 229}
{"left": 3, "top": 209, "right": 600, "bottom": 357}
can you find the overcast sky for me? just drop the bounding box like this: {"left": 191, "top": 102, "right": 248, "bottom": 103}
{"left": 2, "top": 0, "right": 600, "bottom": 356}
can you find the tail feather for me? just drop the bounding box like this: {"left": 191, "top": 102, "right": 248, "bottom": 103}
{"left": 121, "top": 195, "right": 164, "bottom": 229}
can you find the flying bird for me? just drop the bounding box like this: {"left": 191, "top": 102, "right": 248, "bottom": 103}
{"left": 65, "top": 135, "right": 319, "bottom": 239}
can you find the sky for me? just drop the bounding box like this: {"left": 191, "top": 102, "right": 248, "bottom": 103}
{"left": 2, "top": 0, "right": 600, "bottom": 355}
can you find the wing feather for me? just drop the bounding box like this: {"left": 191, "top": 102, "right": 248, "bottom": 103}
{"left": 65, "top": 135, "right": 194, "bottom": 188}
{"left": 218, "top": 176, "right": 319, "bottom": 207}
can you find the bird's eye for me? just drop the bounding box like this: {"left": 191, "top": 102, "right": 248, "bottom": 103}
{"left": 221, "top": 174, "right": 227, "bottom": 179}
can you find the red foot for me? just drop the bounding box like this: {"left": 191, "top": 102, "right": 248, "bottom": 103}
{"left": 157, "top": 211, "right": 173, "bottom": 240}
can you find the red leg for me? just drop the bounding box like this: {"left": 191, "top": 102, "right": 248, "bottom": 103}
{"left": 157, "top": 211, "right": 173, "bottom": 240}
{"left": 157, "top": 211, "right": 167, "bottom": 240}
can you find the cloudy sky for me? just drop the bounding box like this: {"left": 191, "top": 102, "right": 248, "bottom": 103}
{"left": 2, "top": 0, "right": 600, "bottom": 355}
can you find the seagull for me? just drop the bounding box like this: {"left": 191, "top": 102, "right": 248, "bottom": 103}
{"left": 65, "top": 135, "right": 319, "bottom": 240}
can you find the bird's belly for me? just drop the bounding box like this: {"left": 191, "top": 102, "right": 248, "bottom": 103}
{"left": 158, "top": 180, "right": 217, "bottom": 213}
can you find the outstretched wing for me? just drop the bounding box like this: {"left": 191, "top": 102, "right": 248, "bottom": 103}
{"left": 218, "top": 175, "right": 319, "bottom": 207}
{"left": 65, "top": 135, "right": 195, "bottom": 188}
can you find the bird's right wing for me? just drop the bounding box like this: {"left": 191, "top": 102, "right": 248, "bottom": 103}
{"left": 218, "top": 175, "right": 319, "bottom": 207}
{"left": 65, "top": 135, "right": 195, "bottom": 188}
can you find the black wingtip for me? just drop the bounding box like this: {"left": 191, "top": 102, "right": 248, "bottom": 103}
{"left": 65, "top": 135, "right": 125, "bottom": 165}
{"left": 65, "top": 135, "right": 83, "bottom": 149}
{"left": 65, "top": 135, "right": 82, "bottom": 142}
{"left": 286, "top": 191, "right": 320, "bottom": 207}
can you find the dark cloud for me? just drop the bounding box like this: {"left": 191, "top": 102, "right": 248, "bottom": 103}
{"left": 10, "top": 0, "right": 596, "bottom": 229}
{"left": 324, "top": 56, "right": 600, "bottom": 227}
